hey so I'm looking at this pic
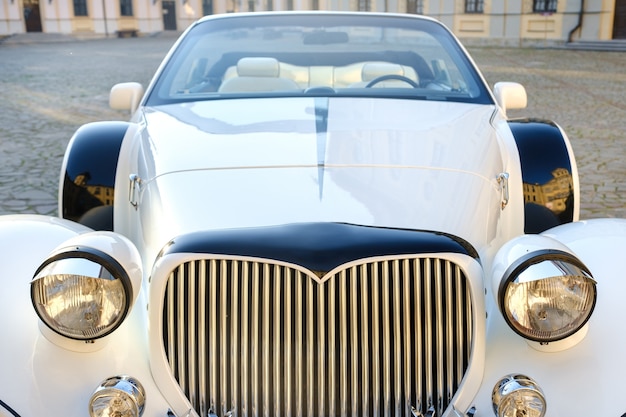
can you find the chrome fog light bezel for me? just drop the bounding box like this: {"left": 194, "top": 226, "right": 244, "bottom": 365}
{"left": 89, "top": 375, "right": 146, "bottom": 417}
{"left": 31, "top": 246, "right": 133, "bottom": 341}
{"left": 498, "top": 249, "right": 597, "bottom": 343}
{"left": 492, "top": 374, "right": 546, "bottom": 417}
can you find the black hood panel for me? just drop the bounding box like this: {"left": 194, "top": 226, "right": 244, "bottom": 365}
{"left": 160, "top": 223, "right": 478, "bottom": 273}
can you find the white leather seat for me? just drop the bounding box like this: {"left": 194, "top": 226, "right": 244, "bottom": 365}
{"left": 219, "top": 57, "right": 300, "bottom": 93}
{"left": 350, "top": 62, "right": 418, "bottom": 88}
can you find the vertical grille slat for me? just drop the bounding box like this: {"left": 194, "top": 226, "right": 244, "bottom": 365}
{"left": 295, "top": 270, "right": 304, "bottom": 417}
{"left": 271, "top": 265, "right": 281, "bottom": 417}
{"left": 187, "top": 261, "right": 197, "bottom": 409}
{"left": 219, "top": 260, "right": 229, "bottom": 415}
{"left": 413, "top": 259, "right": 423, "bottom": 412}
{"left": 317, "top": 279, "right": 326, "bottom": 417}
{"left": 445, "top": 262, "right": 455, "bottom": 405}
{"left": 197, "top": 261, "right": 208, "bottom": 417}
{"left": 306, "top": 278, "right": 315, "bottom": 417}
{"left": 163, "top": 256, "right": 474, "bottom": 417}
{"left": 208, "top": 260, "right": 218, "bottom": 414}
{"left": 359, "top": 264, "right": 370, "bottom": 417}
{"left": 392, "top": 260, "right": 402, "bottom": 417}
{"left": 455, "top": 264, "right": 465, "bottom": 384}
{"left": 283, "top": 268, "right": 293, "bottom": 417}
{"left": 262, "top": 264, "right": 270, "bottom": 417}
{"left": 176, "top": 264, "right": 187, "bottom": 396}
{"left": 251, "top": 263, "right": 260, "bottom": 417}
{"left": 328, "top": 277, "right": 337, "bottom": 417}
{"left": 338, "top": 270, "right": 348, "bottom": 417}
{"left": 434, "top": 259, "right": 444, "bottom": 410}
{"left": 402, "top": 260, "right": 413, "bottom": 416}
{"left": 423, "top": 259, "right": 433, "bottom": 410}
{"left": 349, "top": 267, "right": 359, "bottom": 417}
{"left": 371, "top": 263, "right": 381, "bottom": 417}
{"left": 230, "top": 260, "right": 240, "bottom": 415}
{"left": 241, "top": 261, "right": 250, "bottom": 417}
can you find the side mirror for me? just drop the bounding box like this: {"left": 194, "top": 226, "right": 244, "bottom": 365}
{"left": 109, "top": 82, "right": 144, "bottom": 115}
{"left": 493, "top": 82, "right": 527, "bottom": 116}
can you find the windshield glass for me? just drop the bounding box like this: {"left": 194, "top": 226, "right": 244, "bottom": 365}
{"left": 147, "top": 13, "right": 492, "bottom": 105}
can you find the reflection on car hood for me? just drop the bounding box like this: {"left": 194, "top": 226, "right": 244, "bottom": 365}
{"left": 139, "top": 97, "right": 502, "bottom": 250}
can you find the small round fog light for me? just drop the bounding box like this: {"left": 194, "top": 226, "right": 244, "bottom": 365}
{"left": 492, "top": 374, "right": 546, "bottom": 417}
{"left": 89, "top": 375, "right": 145, "bottom": 417}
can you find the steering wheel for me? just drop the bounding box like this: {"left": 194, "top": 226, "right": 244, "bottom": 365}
{"left": 365, "top": 74, "right": 419, "bottom": 88}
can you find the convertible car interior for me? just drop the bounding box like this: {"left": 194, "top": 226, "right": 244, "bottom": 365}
{"left": 217, "top": 57, "right": 420, "bottom": 92}
{"left": 178, "top": 51, "right": 435, "bottom": 94}
{"left": 151, "top": 14, "right": 489, "bottom": 104}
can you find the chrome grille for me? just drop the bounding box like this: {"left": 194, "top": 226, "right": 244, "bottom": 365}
{"left": 163, "top": 257, "right": 473, "bottom": 417}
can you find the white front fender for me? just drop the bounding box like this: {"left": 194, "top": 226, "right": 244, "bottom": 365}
{"left": 475, "top": 218, "right": 626, "bottom": 417}
{"left": 0, "top": 215, "right": 171, "bottom": 417}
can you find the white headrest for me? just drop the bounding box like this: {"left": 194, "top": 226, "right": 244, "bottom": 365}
{"left": 361, "top": 62, "right": 404, "bottom": 81}
{"left": 237, "top": 57, "right": 281, "bottom": 77}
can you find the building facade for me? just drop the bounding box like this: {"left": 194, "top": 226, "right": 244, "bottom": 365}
{"left": 1, "top": 0, "right": 625, "bottom": 44}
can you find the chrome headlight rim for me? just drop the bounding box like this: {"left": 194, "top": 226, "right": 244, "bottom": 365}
{"left": 498, "top": 248, "right": 597, "bottom": 343}
{"left": 30, "top": 245, "right": 134, "bottom": 341}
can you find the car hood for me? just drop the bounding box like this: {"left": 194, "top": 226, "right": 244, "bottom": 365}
{"left": 137, "top": 97, "right": 503, "bottom": 252}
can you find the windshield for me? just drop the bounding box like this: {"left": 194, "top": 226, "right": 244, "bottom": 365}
{"left": 147, "top": 13, "right": 492, "bottom": 105}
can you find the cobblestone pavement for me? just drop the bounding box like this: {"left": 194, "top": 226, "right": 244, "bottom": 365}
{"left": 0, "top": 34, "right": 624, "bottom": 220}
{"left": 471, "top": 46, "right": 626, "bottom": 220}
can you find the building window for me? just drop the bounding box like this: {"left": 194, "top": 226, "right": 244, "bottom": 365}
{"left": 120, "top": 0, "right": 133, "bottom": 16}
{"left": 73, "top": 0, "right": 88, "bottom": 15}
{"left": 357, "top": 0, "right": 370, "bottom": 11}
{"left": 406, "top": 0, "right": 423, "bottom": 14}
{"left": 202, "top": 0, "right": 212, "bottom": 15}
{"left": 533, "top": 0, "right": 557, "bottom": 13}
{"left": 465, "top": 0, "right": 483, "bottom": 13}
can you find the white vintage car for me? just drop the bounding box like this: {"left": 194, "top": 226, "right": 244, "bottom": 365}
{"left": 1, "top": 11, "right": 625, "bottom": 417}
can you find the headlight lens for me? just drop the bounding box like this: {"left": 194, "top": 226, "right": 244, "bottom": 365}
{"left": 31, "top": 247, "right": 132, "bottom": 340}
{"left": 499, "top": 250, "right": 596, "bottom": 342}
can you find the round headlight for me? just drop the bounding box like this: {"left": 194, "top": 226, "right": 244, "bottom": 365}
{"left": 499, "top": 249, "right": 596, "bottom": 343}
{"left": 31, "top": 247, "right": 132, "bottom": 341}
{"left": 89, "top": 375, "right": 145, "bottom": 417}
{"left": 492, "top": 374, "right": 546, "bottom": 417}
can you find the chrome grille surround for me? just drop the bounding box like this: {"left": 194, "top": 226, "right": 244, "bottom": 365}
{"left": 154, "top": 253, "right": 484, "bottom": 417}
